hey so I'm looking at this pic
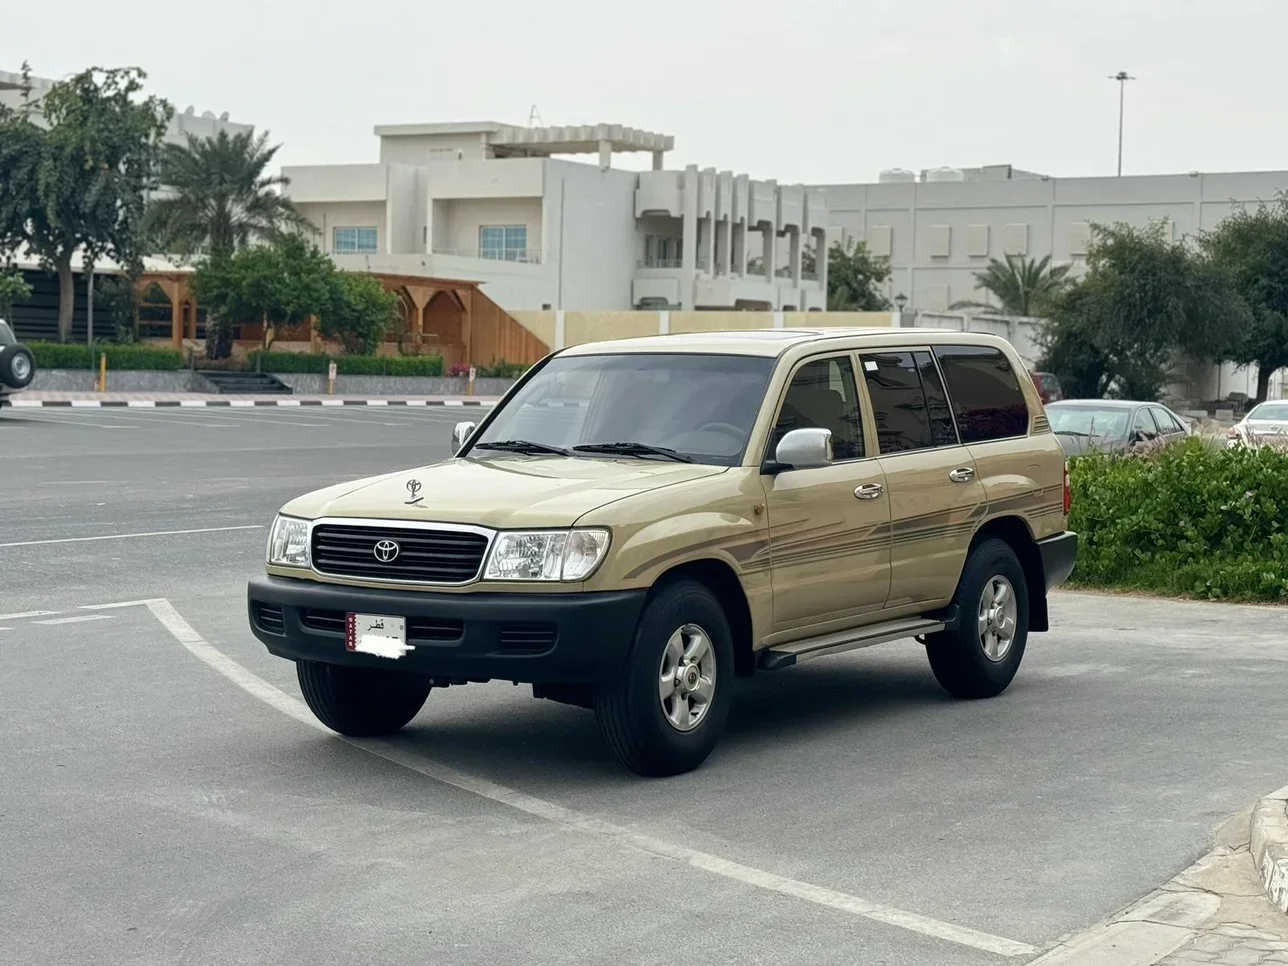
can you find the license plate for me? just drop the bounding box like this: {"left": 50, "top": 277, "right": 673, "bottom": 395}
{"left": 346, "top": 613, "right": 413, "bottom": 659}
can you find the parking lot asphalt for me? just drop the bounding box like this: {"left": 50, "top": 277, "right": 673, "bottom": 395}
{"left": 3, "top": 407, "right": 1287, "bottom": 966}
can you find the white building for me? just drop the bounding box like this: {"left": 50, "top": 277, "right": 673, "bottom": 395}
{"left": 283, "top": 121, "right": 829, "bottom": 313}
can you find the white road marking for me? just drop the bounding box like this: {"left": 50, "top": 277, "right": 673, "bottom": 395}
{"left": 0, "top": 524, "right": 264, "bottom": 549}
{"left": 20, "top": 412, "right": 139, "bottom": 429}
{"left": 143, "top": 598, "right": 1035, "bottom": 959}
{"left": 32, "top": 614, "right": 114, "bottom": 626}
{"left": 80, "top": 599, "right": 164, "bottom": 610}
{"left": 0, "top": 610, "right": 60, "bottom": 620}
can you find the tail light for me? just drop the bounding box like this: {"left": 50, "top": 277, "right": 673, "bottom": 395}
{"left": 1062, "top": 462, "right": 1072, "bottom": 515}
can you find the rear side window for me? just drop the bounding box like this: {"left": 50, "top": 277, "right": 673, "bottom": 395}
{"left": 934, "top": 345, "right": 1030, "bottom": 443}
{"left": 860, "top": 351, "right": 959, "bottom": 454}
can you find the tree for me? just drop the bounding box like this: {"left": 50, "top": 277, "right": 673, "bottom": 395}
{"left": 1038, "top": 222, "right": 1243, "bottom": 400}
{"left": 319, "top": 272, "right": 398, "bottom": 355}
{"left": 802, "top": 238, "right": 891, "bottom": 311}
{"left": 190, "top": 234, "right": 334, "bottom": 358}
{"left": 1198, "top": 196, "right": 1288, "bottom": 405}
{"left": 0, "top": 64, "right": 172, "bottom": 342}
{"left": 0, "top": 269, "right": 33, "bottom": 321}
{"left": 144, "top": 129, "right": 313, "bottom": 259}
{"left": 949, "top": 254, "right": 1073, "bottom": 316}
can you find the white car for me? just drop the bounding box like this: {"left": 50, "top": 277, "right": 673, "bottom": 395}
{"left": 1226, "top": 401, "right": 1288, "bottom": 449}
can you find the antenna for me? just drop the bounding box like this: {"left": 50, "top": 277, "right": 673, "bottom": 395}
{"left": 528, "top": 104, "right": 544, "bottom": 128}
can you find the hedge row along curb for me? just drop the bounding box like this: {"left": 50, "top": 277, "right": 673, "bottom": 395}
{"left": 1251, "top": 786, "right": 1288, "bottom": 917}
{"left": 25, "top": 344, "right": 453, "bottom": 377}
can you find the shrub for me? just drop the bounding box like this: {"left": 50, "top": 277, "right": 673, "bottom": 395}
{"left": 29, "top": 342, "right": 185, "bottom": 371}
{"left": 1069, "top": 436, "right": 1288, "bottom": 601}
{"left": 245, "top": 351, "right": 444, "bottom": 377}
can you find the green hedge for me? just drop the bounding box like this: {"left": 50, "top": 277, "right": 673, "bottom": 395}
{"left": 246, "top": 351, "right": 445, "bottom": 377}
{"left": 1069, "top": 437, "right": 1288, "bottom": 601}
{"left": 29, "top": 343, "right": 185, "bottom": 371}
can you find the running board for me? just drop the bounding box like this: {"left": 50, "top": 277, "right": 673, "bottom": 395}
{"left": 757, "top": 617, "right": 948, "bottom": 671}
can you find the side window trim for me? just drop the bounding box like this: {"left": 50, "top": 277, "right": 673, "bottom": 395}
{"left": 762, "top": 350, "right": 869, "bottom": 465}
{"left": 858, "top": 345, "right": 964, "bottom": 457}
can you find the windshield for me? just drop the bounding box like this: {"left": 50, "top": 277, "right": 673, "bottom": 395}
{"left": 471, "top": 352, "right": 775, "bottom": 466}
{"left": 0, "top": 321, "right": 15, "bottom": 346}
{"left": 1247, "top": 403, "right": 1288, "bottom": 421}
{"left": 1047, "top": 406, "right": 1131, "bottom": 439}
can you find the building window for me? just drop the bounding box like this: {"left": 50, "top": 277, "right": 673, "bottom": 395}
{"left": 643, "top": 235, "right": 682, "bottom": 267}
{"left": 480, "top": 225, "right": 528, "bottom": 261}
{"left": 333, "top": 226, "right": 378, "bottom": 254}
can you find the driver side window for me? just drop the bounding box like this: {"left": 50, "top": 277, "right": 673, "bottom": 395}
{"left": 1131, "top": 410, "right": 1158, "bottom": 440}
{"left": 768, "top": 356, "right": 865, "bottom": 461}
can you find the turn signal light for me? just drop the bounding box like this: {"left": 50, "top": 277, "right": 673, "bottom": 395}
{"left": 1063, "top": 462, "right": 1072, "bottom": 515}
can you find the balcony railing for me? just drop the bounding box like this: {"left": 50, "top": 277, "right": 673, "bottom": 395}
{"left": 433, "top": 248, "right": 543, "bottom": 264}
{"left": 637, "top": 257, "right": 684, "bottom": 269}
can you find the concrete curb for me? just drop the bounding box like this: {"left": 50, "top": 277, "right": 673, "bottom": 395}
{"left": 7, "top": 399, "right": 496, "bottom": 408}
{"left": 1251, "top": 784, "right": 1288, "bottom": 917}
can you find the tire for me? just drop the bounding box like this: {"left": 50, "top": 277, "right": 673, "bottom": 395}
{"left": 595, "top": 579, "right": 734, "bottom": 777}
{"left": 925, "top": 538, "right": 1030, "bottom": 699}
{"left": 296, "top": 660, "right": 431, "bottom": 737}
{"left": 0, "top": 344, "right": 35, "bottom": 389}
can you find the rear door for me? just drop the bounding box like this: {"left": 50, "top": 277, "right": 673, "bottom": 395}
{"left": 858, "top": 348, "right": 986, "bottom": 610}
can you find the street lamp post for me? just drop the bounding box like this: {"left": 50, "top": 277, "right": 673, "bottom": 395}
{"left": 1110, "top": 71, "right": 1135, "bottom": 177}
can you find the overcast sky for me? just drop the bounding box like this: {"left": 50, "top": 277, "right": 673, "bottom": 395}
{"left": 6, "top": 0, "right": 1287, "bottom": 184}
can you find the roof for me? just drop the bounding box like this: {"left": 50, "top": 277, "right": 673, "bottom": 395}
{"left": 558, "top": 327, "right": 986, "bottom": 358}
{"left": 373, "top": 121, "right": 673, "bottom": 157}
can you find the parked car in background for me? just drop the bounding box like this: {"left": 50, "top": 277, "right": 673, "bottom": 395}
{"left": 1030, "top": 371, "right": 1063, "bottom": 404}
{"left": 1046, "top": 399, "right": 1192, "bottom": 455}
{"left": 1226, "top": 400, "right": 1288, "bottom": 449}
{"left": 0, "top": 319, "right": 36, "bottom": 408}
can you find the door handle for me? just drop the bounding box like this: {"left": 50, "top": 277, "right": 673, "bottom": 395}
{"left": 854, "top": 483, "right": 884, "bottom": 500}
{"left": 948, "top": 466, "right": 975, "bottom": 483}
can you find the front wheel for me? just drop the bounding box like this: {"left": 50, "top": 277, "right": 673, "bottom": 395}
{"left": 296, "top": 660, "right": 431, "bottom": 737}
{"left": 595, "top": 579, "right": 734, "bottom": 777}
{"left": 925, "top": 538, "right": 1030, "bottom": 699}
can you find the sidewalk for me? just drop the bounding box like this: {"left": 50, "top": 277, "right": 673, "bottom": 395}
{"left": 7, "top": 390, "right": 500, "bottom": 407}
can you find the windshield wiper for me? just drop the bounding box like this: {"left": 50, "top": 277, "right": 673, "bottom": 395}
{"left": 474, "top": 439, "right": 572, "bottom": 456}
{"left": 573, "top": 442, "right": 696, "bottom": 463}
{"left": 1054, "top": 430, "right": 1092, "bottom": 438}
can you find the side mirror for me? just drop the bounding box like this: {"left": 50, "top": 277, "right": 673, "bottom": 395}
{"left": 773, "top": 427, "right": 834, "bottom": 471}
{"left": 452, "top": 420, "right": 476, "bottom": 455}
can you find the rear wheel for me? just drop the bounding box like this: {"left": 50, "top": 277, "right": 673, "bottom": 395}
{"left": 595, "top": 579, "right": 734, "bottom": 777}
{"left": 296, "top": 660, "right": 431, "bottom": 737}
{"left": 925, "top": 538, "right": 1029, "bottom": 699}
{"left": 0, "top": 345, "right": 35, "bottom": 389}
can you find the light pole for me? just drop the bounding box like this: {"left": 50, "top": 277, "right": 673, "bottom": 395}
{"left": 1110, "top": 71, "right": 1135, "bottom": 176}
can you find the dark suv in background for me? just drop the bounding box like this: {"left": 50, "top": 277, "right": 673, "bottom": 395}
{"left": 0, "top": 320, "right": 36, "bottom": 407}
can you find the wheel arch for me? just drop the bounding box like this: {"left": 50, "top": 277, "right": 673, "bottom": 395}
{"left": 970, "top": 515, "right": 1048, "bottom": 632}
{"left": 651, "top": 558, "right": 756, "bottom": 678}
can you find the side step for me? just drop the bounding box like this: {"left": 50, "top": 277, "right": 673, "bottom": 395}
{"left": 757, "top": 616, "right": 949, "bottom": 671}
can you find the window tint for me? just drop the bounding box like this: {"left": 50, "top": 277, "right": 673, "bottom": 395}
{"left": 861, "top": 352, "right": 935, "bottom": 453}
{"left": 933, "top": 345, "right": 1030, "bottom": 443}
{"left": 769, "top": 357, "right": 864, "bottom": 461}
{"left": 1151, "top": 408, "right": 1184, "bottom": 434}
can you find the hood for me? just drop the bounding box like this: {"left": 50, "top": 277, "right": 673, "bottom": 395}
{"left": 280, "top": 455, "right": 727, "bottom": 529}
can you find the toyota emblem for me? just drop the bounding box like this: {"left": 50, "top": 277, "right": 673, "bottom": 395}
{"left": 373, "top": 539, "right": 401, "bottom": 563}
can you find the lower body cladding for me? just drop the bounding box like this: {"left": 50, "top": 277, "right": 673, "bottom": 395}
{"left": 247, "top": 575, "right": 645, "bottom": 690}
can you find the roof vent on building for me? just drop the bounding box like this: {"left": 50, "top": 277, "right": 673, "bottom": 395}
{"left": 924, "top": 166, "right": 966, "bottom": 182}
{"left": 878, "top": 168, "right": 916, "bottom": 183}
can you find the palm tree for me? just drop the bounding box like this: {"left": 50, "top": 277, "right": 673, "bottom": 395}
{"left": 949, "top": 253, "right": 1073, "bottom": 316}
{"left": 144, "top": 129, "right": 314, "bottom": 258}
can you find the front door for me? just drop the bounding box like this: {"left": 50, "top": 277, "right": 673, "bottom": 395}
{"left": 762, "top": 354, "right": 891, "bottom": 639}
{"left": 858, "top": 349, "right": 987, "bottom": 610}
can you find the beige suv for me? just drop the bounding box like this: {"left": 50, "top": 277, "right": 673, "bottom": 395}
{"left": 248, "top": 328, "right": 1076, "bottom": 776}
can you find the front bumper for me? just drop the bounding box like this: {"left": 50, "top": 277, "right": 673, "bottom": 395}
{"left": 1037, "top": 531, "right": 1078, "bottom": 588}
{"left": 247, "top": 575, "right": 647, "bottom": 684}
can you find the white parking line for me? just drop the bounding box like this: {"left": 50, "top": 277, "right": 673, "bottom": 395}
{"left": 0, "top": 524, "right": 264, "bottom": 549}
{"left": 143, "top": 598, "right": 1035, "bottom": 959}
{"left": 19, "top": 412, "right": 138, "bottom": 429}
{"left": 32, "top": 614, "right": 114, "bottom": 626}
{"left": 0, "top": 610, "right": 60, "bottom": 620}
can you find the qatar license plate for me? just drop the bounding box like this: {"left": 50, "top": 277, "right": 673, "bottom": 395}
{"left": 345, "top": 613, "right": 413, "bottom": 659}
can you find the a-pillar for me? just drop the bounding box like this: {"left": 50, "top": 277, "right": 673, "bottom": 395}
{"left": 404, "top": 285, "right": 433, "bottom": 350}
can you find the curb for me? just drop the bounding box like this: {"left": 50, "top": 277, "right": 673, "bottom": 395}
{"left": 1251, "top": 784, "right": 1288, "bottom": 916}
{"left": 7, "top": 399, "right": 495, "bottom": 408}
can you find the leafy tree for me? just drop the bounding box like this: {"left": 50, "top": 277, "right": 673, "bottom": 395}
{"left": 319, "top": 272, "right": 397, "bottom": 355}
{"left": 802, "top": 238, "right": 891, "bottom": 311}
{"left": 191, "top": 234, "right": 335, "bottom": 358}
{"left": 94, "top": 272, "right": 140, "bottom": 342}
{"left": 0, "top": 64, "right": 172, "bottom": 342}
{"left": 950, "top": 254, "right": 1073, "bottom": 316}
{"left": 0, "top": 268, "right": 33, "bottom": 320}
{"left": 144, "top": 129, "right": 313, "bottom": 258}
{"left": 1198, "top": 196, "right": 1288, "bottom": 405}
{"left": 1038, "top": 222, "right": 1244, "bottom": 400}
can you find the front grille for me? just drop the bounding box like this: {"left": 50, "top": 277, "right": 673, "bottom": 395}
{"left": 253, "top": 603, "right": 285, "bottom": 635}
{"left": 498, "top": 622, "right": 558, "bottom": 654}
{"left": 312, "top": 524, "right": 489, "bottom": 584}
{"left": 300, "top": 608, "right": 463, "bottom": 643}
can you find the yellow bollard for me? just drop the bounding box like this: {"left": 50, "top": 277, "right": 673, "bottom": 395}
{"left": 98, "top": 352, "right": 107, "bottom": 392}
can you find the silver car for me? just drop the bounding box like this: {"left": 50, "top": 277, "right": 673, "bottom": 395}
{"left": 1046, "top": 399, "right": 1193, "bottom": 455}
{"left": 1226, "top": 401, "right": 1288, "bottom": 449}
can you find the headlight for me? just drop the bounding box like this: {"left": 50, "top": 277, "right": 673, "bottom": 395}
{"left": 483, "top": 528, "right": 610, "bottom": 582}
{"left": 267, "top": 515, "right": 311, "bottom": 567}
